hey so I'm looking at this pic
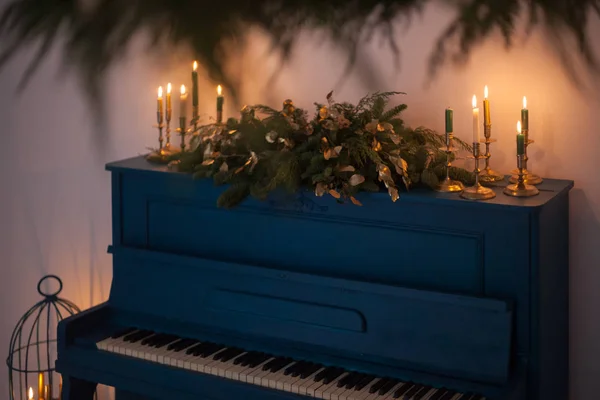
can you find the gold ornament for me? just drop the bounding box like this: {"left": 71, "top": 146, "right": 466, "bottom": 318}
{"left": 201, "top": 159, "right": 215, "bottom": 166}
{"left": 389, "top": 133, "right": 401, "bottom": 145}
{"left": 319, "top": 106, "right": 329, "bottom": 120}
{"left": 388, "top": 155, "right": 408, "bottom": 176}
{"left": 349, "top": 174, "right": 365, "bottom": 186}
{"left": 365, "top": 120, "right": 378, "bottom": 134}
{"left": 266, "top": 130, "right": 278, "bottom": 143}
{"left": 377, "top": 122, "right": 393, "bottom": 132}
{"left": 338, "top": 165, "right": 355, "bottom": 172}
{"left": 372, "top": 138, "right": 382, "bottom": 152}
{"left": 378, "top": 164, "right": 399, "bottom": 202}
{"left": 283, "top": 99, "right": 295, "bottom": 116}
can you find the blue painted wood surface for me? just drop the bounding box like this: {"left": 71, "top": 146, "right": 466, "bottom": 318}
{"left": 55, "top": 156, "right": 573, "bottom": 400}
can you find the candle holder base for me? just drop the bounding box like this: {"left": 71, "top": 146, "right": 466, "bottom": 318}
{"left": 509, "top": 170, "right": 543, "bottom": 185}
{"left": 503, "top": 182, "right": 540, "bottom": 197}
{"left": 460, "top": 184, "right": 496, "bottom": 200}
{"left": 436, "top": 177, "right": 464, "bottom": 193}
{"left": 479, "top": 168, "right": 505, "bottom": 184}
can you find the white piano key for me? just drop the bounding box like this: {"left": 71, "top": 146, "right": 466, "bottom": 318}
{"left": 296, "top": 368, "right": 326, "bottom": 395}
{"left": 315, "top": 373, "right": 349, "bottom": 400}
{"left": 265, "top": 362, "right": 296, "bottom": 389}
{"left": 306, "top": 377, "right": 326, "bottom": 397}
{"left": 239, "top": 359, "right": 273, "bottom": 383}
{"left": 381, "top": 383, "right": 407, "bottom": 400}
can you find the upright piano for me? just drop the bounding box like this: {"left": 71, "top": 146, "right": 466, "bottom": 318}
{"left": 56, "top": 156, "right": 572, "bottom": 400}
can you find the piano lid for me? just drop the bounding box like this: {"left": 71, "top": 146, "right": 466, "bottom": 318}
{"left": 107, "top": 245, "right": 513, "bottom": 385}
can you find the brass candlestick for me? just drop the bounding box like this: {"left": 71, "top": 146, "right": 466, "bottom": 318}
{"left": 436, "top": 132, "right": 464, "bottom": 192}
{"left": 461, "top": 142, "right": 496, "bottom": 200}
{"left": 146, "top": 117, "right": 169, "bottom": 163}
{"left": 177, "top": 117, "right": 190, "bottom": 153}
{"left": 504, "top": 154, "right": 539, "bottom": 197}
{"left": 479, "top": 123, "right": 505, "bottom": 184}
{"left": 509, "top": 128, "right": 542, "bottom": 185}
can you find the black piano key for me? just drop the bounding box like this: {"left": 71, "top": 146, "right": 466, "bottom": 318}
{"left": 300, "top": 363, "right": 322, "bottom": 378}
{"left": 284, "top": 361, "right": 304, "bottom": 376}
{"left": 193, "top": 342, "right": 218, "bottom": 356}
{"left": 337, "top": 372, "right": 356, "bottom": 387}
{"left": 355, "top": 375, "right": 375, "bottom": 391}
{"left": 122, "top": 329, "right": 147, "bottom": 342}
{"left": 127, "top": 330, "right": 154, "bottom": 343}
{"left": 170, "top": 338, "right": 198, "bottom": 352}
{"left": 292, "top": 361, "right": 311, "bottom": 377}
{"left": 140, "top": 333, "right": 163, "bottom": 346}
{"left": 201, "top": 344, "right": 226, "bottom": 357}
{"left": 233, "top": 352, "right": 253, "bottom": 365}
{"left": 262, "top": 357, "right": 283, "bottom": 371}
{"left": 429, "top": 388, "right": 450, "bottom": 400}
{"left": 313, "top": 367, "right": 332, "bottom": 382}
{"left": 247, "top": 352, "right": 270, "bottom": 367}
{"left": 322, "top": 368, "right": 345, "bottom": 384}
{"left": 393, "top": 383, "right": 413, "bottom": 398}
{"left": 379, "top": 379, "right": 400, "bottom": 395}
{"left": 369, "top": 377, "right": 389, "bottom": 393}
{"left": 271, "top": 358, "right": 295, "bottom": 373}
{"left": 185, "top": 342, "right": 207, "bottom": 355}
{"left": 343, "top": 373, "right": 365, "bottom": 389}
{"left": 111, "top": 327, "right": 137, "bottom": 339}
{"left": 401, "top": 384, "right": 423, "bottom": 399}
{"left": 414, "top": 386, "right": 434, "bottom": 400}
{"left": 213, "top": 347, "right": 236, "bottom": 360}
{"left": 468, "top": 396, "right": 484, "bottom": 400}
{"left": 220, "top": 348, "right": 245, "bottom": 362}
{"left": 154, "top": 334, "right": 179, "bottom": 348}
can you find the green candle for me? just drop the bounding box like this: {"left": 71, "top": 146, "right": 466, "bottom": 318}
{"left": 521, "top": 96, "right": 529, "bottom": 131}
{"left": 516, "top": 121, "right": 525, "bottom": 155}
{"left": 192, "top": 61, "right": 199, "bottom": 110}
{"left": 445, "top": 108, "right": 453, "bottom": 133}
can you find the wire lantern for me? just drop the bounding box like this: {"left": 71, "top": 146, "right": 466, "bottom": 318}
{"left": 6, "top": 275, "right": 81, "bottom": 400}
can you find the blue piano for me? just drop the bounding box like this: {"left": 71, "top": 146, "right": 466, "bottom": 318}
{"left": 56, "top": 156, "right": 572, "bottom": 400}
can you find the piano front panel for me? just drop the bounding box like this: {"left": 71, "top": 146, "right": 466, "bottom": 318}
{"left": 117, "top": 171, "right": 531, "bottom": 356}
{"left": 108, "top": 246, "right": 513, "bottom": 384}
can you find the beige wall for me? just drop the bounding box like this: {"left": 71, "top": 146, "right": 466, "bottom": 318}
{"left": 0, "top": 3, "right": 597, "bottom": 399}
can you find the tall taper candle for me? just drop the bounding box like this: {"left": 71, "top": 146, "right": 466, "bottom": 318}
{"left": 521, "top": 96, "right": 529, "bottom": 131}
{"left": 516, "top": 121, "right": 525, "bottom": 155}
{"left": 28, "top": 387, "right": 33, "bottom": 400}
{"left": 166, "top": 83, "right": 172, "bottom": 121}
{"left": 483, "top": 85, "right": 491, "bottom": 125}
{"left": 192, "top": 61, "right": 199, "bottom": 109}
{"left": 445, "top": 107, "right": 453, "bottom": 146}
{"left": 216, "top": 85, "right": 224, "bottom": 123}
{"left": 180, "top": 84, "right": 188, "bottom": 118}
{"left": 472, "top": 95, "right": 480, "bottom": 143}
{"left": 38, "top": 372, "right": 44, "bottom": 400}
{"left": 157, "top": 86, "right": 164, "bottom": 124}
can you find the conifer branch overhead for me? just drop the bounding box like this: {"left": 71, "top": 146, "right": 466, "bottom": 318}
{"left": 0, "top": 0, "right": 598, "bottom": 103}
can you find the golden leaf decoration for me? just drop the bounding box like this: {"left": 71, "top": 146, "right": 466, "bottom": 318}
{"left": 334, "top": 146, "right": 342, "bottom": 155}
{"left": 365, "top": 119, "right": 378, "bottom": 134}
{"left": 249, "top": 151, "right": 259, "bottom": 172}
{"left": 202, "top": 159, "right": 215, "bottom": 166}
{"left": 349, "top": 174, "right": 365, "bottom": 186}
{"left": 219, "top": 162, "right": 229, "bottom": 172}
{"left": 372, "top": 138, "right": 382, "bottom": 152}
{"left": 350, "top": 196, "right": 363, "bottom": 206}
{"left": 329, "top": 189, "right": 341, "bottom": 199}
{"left": 324, "top": 148, "right": 332, "bottom": 160}
{"left": 389, "top": 155, "right": 408, "bottom": 176}
{"left": 315, "top": 182, "right": 327, "bottom": 197}
{"left": 388, "top": 187, "right": 400, "bottom": 202}
{"left": 319, "top": 106, "right": 329, "bottom": 120}
{"left": 266, "top": 130, "right": 278, "bottom": 143}
{"left": 228, "top": 129, "right": 237, "bottom": 135}
{"left": 338, "top": 165, "right": 355, "bottom": 172}
{"left": 377, "top": 122, "right": 393, "bottom": 132}
{"left": 389, "top": 133, "right": 401, "bottom": 145}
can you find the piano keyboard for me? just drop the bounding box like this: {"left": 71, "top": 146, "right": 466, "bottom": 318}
{"left": 97, "top": 328, "right": 486, "bottom": 400}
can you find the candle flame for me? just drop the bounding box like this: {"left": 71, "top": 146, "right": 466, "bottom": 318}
{"left": 517, "top": 121, "right": 522, "bottom": 133}
{"left": 484, "top": 85, "right": 488, "bottom": 99}
{"left": 472, "top": 95, "right": 477, "bottom": 108}
{"left": 193, "top": 61, "right": 198, "bottom": 71}
{"left": 180, "top": 84, "right": 186, "bottom": 95}
{"left": 28, "top": 387, "right": 33, "bottom": 400}
{"left": 167, "top": 83, "right": 172, "bottom": 93}
{"left": 217, "top": 85, "right": 222, "bottom": 96}
{"left": 158, "top": 86, "right": 163, "bottom": 98}
{"left": 523, "top": 96, "right": 527, "bottom": 108}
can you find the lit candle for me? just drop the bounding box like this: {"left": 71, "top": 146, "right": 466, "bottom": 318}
{"left": 28, "top": 387, "right": 33, "bottom": 400}
{"left": 472, "top": 95, "right": 480, "bottom": 143}
{"left": 483, "top": 85, "right": 491, "bottom": 125}
{"left": 38, "top": 372, "right": 44, "bottom": 400}
{"left": 517, "top": 121, "right": 525, "bottom": 155}
{"left": 216, "top": 85, "right": 224, "bottom": 123}
{"left": 180, "top": 84, "right": 188, "bottom": 119}
{"left": 521, "top": 96, "right": 529, "bottom": 131}
{"left": 166, "top": 83, "right": 172, "bottom": 121}
{"left": 157, "top": 86, "right": 164, "bottom": 125}
{"left": 192, "top": 61, "right": 199, "bottom": 111}
{"left": 44, "top": 385, "right": 48, "bottom": 400}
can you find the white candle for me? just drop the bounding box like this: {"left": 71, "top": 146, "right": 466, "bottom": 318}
{"left": 28, "top": 387, "right": 33, "bottom": 400}
{"left": 472, "top": 95, "right": 480, "bottom": 143}
{"left": 180, "top": 84, "right": 187, "bottom": 118}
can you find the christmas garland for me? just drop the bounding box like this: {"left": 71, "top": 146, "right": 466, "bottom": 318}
{"left": 172, "top": 92, "right": 474, "bottom": 208}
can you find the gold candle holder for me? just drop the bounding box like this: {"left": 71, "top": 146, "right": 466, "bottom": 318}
{"left": 479, "top": 123, "right": 505, "bottom": 184}
{"left": 461, "top": 142, "right": 496, "bottom": 200}
{"left": 504, "top": 154, "right": 539, "bottom": 197}
{"left": 509, "top": 128, "right": 543, "bottom": 185}
{"left": 436, "top": 132, "right": 464, "bottom": 193}
{"left": 177, "top": 117, "right": 190, "bottom": 153}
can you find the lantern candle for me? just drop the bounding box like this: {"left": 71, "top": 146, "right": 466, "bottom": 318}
{"left": 38, "top": 372, "right": 44, "bottom": 400}
{"left": 483, "top": 85, "right": 491, "bottom": 126}
{"left": 157, "top": 86, "right": 164, "bottom": 125}
{"left": 521, "top": 96, "right": 529, "bottom": 131}
{"left": 192, "top": 61, "right": 199, "bottom": 111}
{"left": 472, "top": 95, "right": 480, "bottom": 143}
{"left": 517, "top": 121, "right": 525, "bottom": 155}
{"left": 216, "top": 85, "right": 224, "bottom": 123}
{"left": 166, "top": 83, "right": 172, "bottom": 121}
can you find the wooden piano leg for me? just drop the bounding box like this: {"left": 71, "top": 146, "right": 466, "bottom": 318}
{"left": 60, "top": 375, "right": 97, "bottom": 400}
